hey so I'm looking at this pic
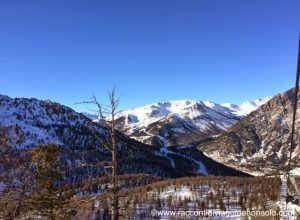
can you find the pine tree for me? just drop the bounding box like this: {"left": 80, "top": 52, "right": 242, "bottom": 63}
{"left": 218, "top": 195, "right": 226, "bottom": 211}
{"left": 238, "top": 193, "right": 245, "bottom": 210}
{"left": 30, "top": 144, "right": 73, "bottom": 220}
{"left": 200, "top": 201, "right": 206, "bottom": 211}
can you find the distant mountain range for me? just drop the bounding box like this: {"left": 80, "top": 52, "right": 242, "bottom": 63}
{"left": 2, "top": 89, "right": 298, "bottom": 177}
{"left": 0, "top": 94, "right": 247, "bottom": 184}
{"left": 111, "top": 98, "right": 271, "bottom": 146}
{"left": 87, "top": 92, "right": 300, "bottom": 175}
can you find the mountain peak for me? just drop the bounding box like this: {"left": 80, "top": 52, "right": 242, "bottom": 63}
{"left": 222, "top": 96, "right": 272, "bottom": 116}
{"left": 197, "top": 89, "right": 299, "bottom": 174}
{"left": 114, "top": 97, "right": 270, "bottom": 147}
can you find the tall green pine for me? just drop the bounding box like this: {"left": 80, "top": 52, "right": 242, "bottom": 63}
{"left": 30, "top": 144, "right": 73, "bottom": 220}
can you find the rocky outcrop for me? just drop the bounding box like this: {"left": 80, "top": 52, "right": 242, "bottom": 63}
{"left": 197, "top": 88, "right": 300, "bottom": 174}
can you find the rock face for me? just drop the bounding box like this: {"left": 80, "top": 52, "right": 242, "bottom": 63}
{"left": 197, "top": 88, "right": 300, "bottom": 175}
{"left": 114, "top": 99, "right": 271, "bottom": 147}
{"left": 0, "top": 95, "right": 248, "bottom": 183}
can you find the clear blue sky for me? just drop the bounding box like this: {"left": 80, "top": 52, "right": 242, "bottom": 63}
{"left": 0, "top": 0, "right": 299, "bottom": 112}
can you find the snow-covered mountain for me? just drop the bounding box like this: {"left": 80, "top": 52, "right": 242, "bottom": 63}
{"left": 197, "top": 88, "right": 300, "bottom": 175}
{"left": 0, "top": 94, "right": 248, "bottom": 183}
{"left": 0, "top": 94, "right": 98, "bottom": 149}
{"left": 114, "top": 97, "right": 271, "bottom": 146}
{"left": 222, "top": 97, "right": 273, "bottom": 116}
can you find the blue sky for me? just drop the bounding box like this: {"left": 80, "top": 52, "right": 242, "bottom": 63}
{"left": 0, "top": 0, "right": 299, "bottom": 112}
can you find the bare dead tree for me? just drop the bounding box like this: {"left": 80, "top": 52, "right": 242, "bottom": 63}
{"left": 78, "top": 87, "right": 121, "bottom": 220}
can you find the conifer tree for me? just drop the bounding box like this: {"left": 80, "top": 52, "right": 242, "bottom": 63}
{"left": 238, "top": 194, "right": 245, "bottom": 210}
{"left": 30, "top": 144, "right": 73, "bottom": 220}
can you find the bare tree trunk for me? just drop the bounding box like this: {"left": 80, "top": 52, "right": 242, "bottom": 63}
{"left": 112, "top": 148, "right": 118, "bottom": 219}
{"left": 111, "top": 102, "right": 118, "bottom": 220}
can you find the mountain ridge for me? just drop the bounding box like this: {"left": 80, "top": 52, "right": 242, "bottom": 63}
{"left": 112, "top": 97, "right": 271, "bottom": 146}
{"left": 197, "top": 88, "right": 300, "bottom": 175}
{"left": 0, "top": 94, "right": 249, "bottom": 183}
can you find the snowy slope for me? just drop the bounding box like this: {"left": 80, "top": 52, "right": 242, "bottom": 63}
{"left": 197, "top": 88, "right": 300, "bottom": 175}
{"left": 0, "top": 95, "right": 97, "bottom": 149}
{"left": 222, "top": 97, "right": 272, "bottom": 116}
{"left": 114, "top": 98, "right": 271, "bottom": 146}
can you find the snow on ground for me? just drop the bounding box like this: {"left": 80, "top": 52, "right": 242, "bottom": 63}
{"left": 286, "top": 203, "right": 300, "bottom": 219}
{"left": 158, "top": 146, "right": 208, "bottom": 175}
{"left": 291, "top": 168, "right": 300, "bottom": 175}
{"left": 159, "top": 186, "right": 192, "bottom": 199}
{"left": 280, "top": 176, "right": 300, "bottom": 219}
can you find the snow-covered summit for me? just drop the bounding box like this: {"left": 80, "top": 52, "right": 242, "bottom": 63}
{"left": 115, "top": 97, "right": 271, "bottom": 146}
{"left": 0, "top": 94, "right": 103, "bottom": 149}
{"left": 222, "top": 96, "right": 272, "bottom": 116}
{"left": 117, "top": 100, "right": 234, "bottom": 130}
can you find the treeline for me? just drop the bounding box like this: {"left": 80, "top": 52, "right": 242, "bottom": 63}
{"left": 63, "top": 173, "right": 162, "bottom": 195}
